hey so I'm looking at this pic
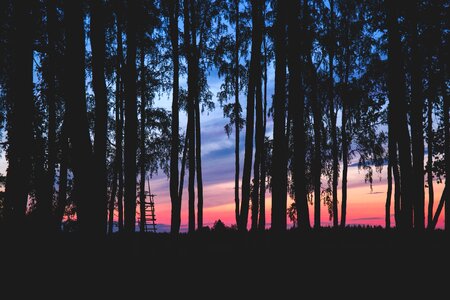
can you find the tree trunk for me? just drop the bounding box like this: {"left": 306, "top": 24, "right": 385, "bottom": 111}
{"left": 386, "top": 163, "right": 392, "bottom": 229}
{"left": 169, "top": 0, "right": 181, "bottom": 234}
{"left": 251, "top": 0, "right": 263, "bottom": 231}
{"left": 240, "top": 0, "right": 260, "bottom": 231}
{"left": 408, "top": 0, "right": 424, "bottom": 230}
{"left": 341, "top": 104, "right": 348, "bottom": 227}
{"left": 115, "top": 4, "right": 125, "bottom": 232}
{"left": 328, "top": 0, "right": 339, "bottom": 228}
{"left": 387, "top": 1, "right": 413, "bottom": 229}
{"left": 91, "top": 0, "right": 108, "bottom": 235}
{"left": 124, "top": 0, "right": 138, "bottom": 233}
{"left": 64, "top": 0, "right": 95, "bottom": 234}
{"left": 258, "top": 15, "right": 268, "bottom": 230}
{"left": 45, "top": 0, "right": 58, "bottom": 227}
{"left": 234, "top": 0, "right": 240, "bottom": 228}
{"left": 288, "top": 0, "right": 309, "bottom": 229}
{"left": 195, "top": 94, "right": 204, "bottom": 230}
{"left": 108, "top": 165, "right": 118, "bottom": 234}
{"left": 184, "top": 0, "right": 196, "bottom": 233}
{"left": 304, "top": 0, "right": 321, "bottom": 229}
{"left": 139, "top": 46, "right": 146, "bottom": 233}
{"left": 4, "top": 1, "right": 33, "bottom": 230}
{"left": 178, "top": 131, "right": 188, "bottom": 204}
{"left": 271, "top": 0, "right": 288, "bottom": 231}
{"left": 427, "top": 76, "right": 434, "bottom": 228}
{"left": 55, "top": 122, "right": 68, "bottom": 230}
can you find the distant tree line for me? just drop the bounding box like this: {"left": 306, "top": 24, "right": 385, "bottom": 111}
{"left": 0, "top": 0, "right": 448, "bottom": 234}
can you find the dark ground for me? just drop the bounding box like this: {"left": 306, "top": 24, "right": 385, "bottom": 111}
{"left": 1, "top": 228, "right": 449, "bottom": 297}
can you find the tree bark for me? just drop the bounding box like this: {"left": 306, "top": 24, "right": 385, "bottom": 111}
{"left": 124, "top": 0, "right": 138, "bottom": 233}
{"left": 234, "top": 0, "right": 240, "bottom": 228}
{"left": 91, "top": 0, "right": 108, "bottom": 235}
{"left": 288, "top": 0, "right": 310, "bottom": 229}
{"left": 271, "top": 0, "right": 288, "bottom": 231}
{"left": 328, "top": 0, "right": 339, "bottom": 227}
{"left": 139, "top": 46, "right": 146, "bottom": 233}
{"left": 4, "top": 0, "right": 33, "bottom": 230}
{"left": 184, "top": 0, "right": 196, "bottom": 233}
{"left": 387, "top": 1, "right": 413, "bottom": 229}
{"left": 408, "top": 0, "right": 425, "bottom": 230}
{"left": 195, "top": 94, "right": 204, "bottom": 229}
{"left": 304, "top": 0, "right": 321, "bottom": 229}
{"left": 169, "top": 0, "right": 181, "bottom": 234}
{"left": 426, "top": 75, "right": 435, "bottom": 228}
{"left": 64, "top": 0, "right": 95, "bottom": 234}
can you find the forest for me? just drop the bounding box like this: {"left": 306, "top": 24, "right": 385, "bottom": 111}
{"left": 0, "top": 0, "right": 449, "bottom": 238}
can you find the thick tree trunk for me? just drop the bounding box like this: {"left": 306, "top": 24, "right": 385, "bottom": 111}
{"left": 408, "top": 1, "right": 424, "bottom": 230}
{"left": 169, "top": 0, "right": 181, "bottom": 234}
{"left": 91, "top": 0, "right": 108, "bottom": 235}
{"left": 4, "top": 1, "right": 33, "bottom": 230}
{"left": 234, "top": 0, "right": 240, "bottom": 228}
{"left": 387, "top": 1, "right": 413, "bottom": 229}
{"left": 124, "top": 0, "right": 138, "bottom": 233}
{"left": 271, "top": 0, "right": 288, "bottom": 231}
{"left": 288, "top": 0, "right": 309, "bottom": 229}
{"left": 64, "top": 0, "right": 95, "bottom": 234}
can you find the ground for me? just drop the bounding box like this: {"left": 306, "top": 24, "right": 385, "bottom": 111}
{"left": 1, "top": 228, "right": 448, "bottom": 297}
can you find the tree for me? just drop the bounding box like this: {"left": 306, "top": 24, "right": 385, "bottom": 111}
{"left": 4, "top": 1, "right": 33, "bottom": 230}
{"left": 124, "top": 0, "right": 138, "bottom": 233}
{"left": 288, "top": 0, "right": 310, "bottom": 229}
{"left": 90, "top": 0, "right": 108, "bottom": 235}
{"left": 271, "top": 0, "right": 288, "bottom": 231}
{"left": 386, "top": 0, "right": 413, "bottom": 229}
{"left": 64, "top": 0, "right": 96, "bottom": 234}
{"left": 168, "top": 0, "right": 181, "bottom": 234}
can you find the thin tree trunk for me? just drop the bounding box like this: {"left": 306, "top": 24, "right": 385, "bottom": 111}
{"left": 408, "top": 0, "right": 425, "bottom": 230}
{"left": 91, "top": 0, "right": 108, "bottom": 235}
{"left": 271, "top": 0, "right": 288, "bottom": 231}
{"left": 288, "top": 0, "right": 309, "bottom": 229}
{"left": 108, "top": 165, "right": 118, "bottom": 234}
{"left": 4, "top": 1, "right": 33, "bottom": 230}
{"left": 234, "top": 0, "right": 240, "bottom": 228}
{"left": 195, "top": 96, "right": 204, "bottom": 229}
{"left": 386, "top": 163, "right": 392, "bottom": 229}
{"left": 55, "top": 122, "right": 68, "bottom": 230}
{"left": 184, "top": 0, "right": 196, "bottom": 233}
{"left": 341, "top": 104, "right": 348, "bottom": 227}
{"left": 139, "top": 47, "right": 146, "bottom": 233}
{"left": 250, "top": 1, "right": 263, "bottom": 231}
{"left": 124, "top": 0, "right": 138, "bottom": 233}
{"left": 304, "top": 0, "right": 321, "bottom": 229}
{"left": 45, "top": 0, "right": 58, "bottom": 227}
{"left": 241, "top": 0, "right": 261, "bottom": 231}
{"left": 258, "top": 14, "right": 268, "bottom": 230}
{"left": 116, "top": 4, "right": 124, "bottom": 232}
{"left": 169, "top": 0, "right": 181, "bottom": 234}
{"left": 328, "top": 0, "right": 339, "bottom": 227}
{"left": 427, "top": 77, "right": 434, "bottom": 228}
{"left": 178, "top": 131, "right": 188, "bottom": 203}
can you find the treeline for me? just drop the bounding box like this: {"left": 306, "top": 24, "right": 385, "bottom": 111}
{"left": 0, "top": 0, "right": 448, "bottom": 234}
